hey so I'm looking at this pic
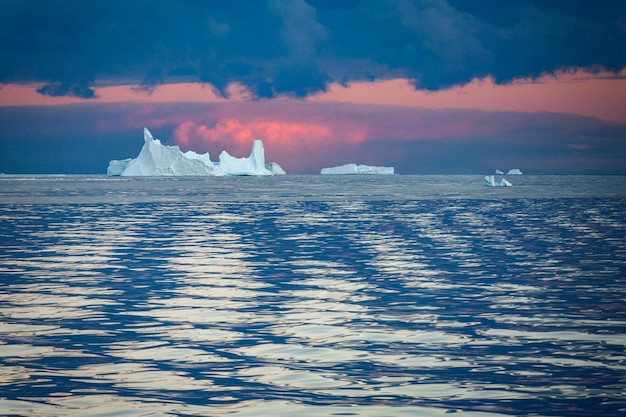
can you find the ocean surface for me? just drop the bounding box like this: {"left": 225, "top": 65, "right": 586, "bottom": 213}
{"left": 1, "top": 175, "right": 626, "bottom": 417}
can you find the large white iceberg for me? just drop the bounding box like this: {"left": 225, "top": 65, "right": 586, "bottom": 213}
{"left": 108, "top": 128, "right": 285, "bottom": 176}
{"left": 320, "top": 163, "right": 394, "bottom": 175}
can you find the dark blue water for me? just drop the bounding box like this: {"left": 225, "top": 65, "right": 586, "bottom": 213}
{"left": 1, "top": 176, "right": 626, "bottom": 416}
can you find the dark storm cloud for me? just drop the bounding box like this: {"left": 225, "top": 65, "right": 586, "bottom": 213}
{"left": 0, "top": 0, "right": 624, "bottom": 98}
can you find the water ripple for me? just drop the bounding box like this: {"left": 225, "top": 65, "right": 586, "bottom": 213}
{"left": 1, "top": 177, "right": 626, "bottom": 416}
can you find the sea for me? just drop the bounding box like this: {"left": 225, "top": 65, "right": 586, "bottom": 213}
{"left": 1, "top": 174, "right": 626, "bottom": 417}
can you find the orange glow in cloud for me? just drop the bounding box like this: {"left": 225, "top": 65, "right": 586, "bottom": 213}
{"left": 173, "top": 119, "right": 343, "bottom": 172}
{"left": 174, "top": 119, "right": 334, "bottom": 148}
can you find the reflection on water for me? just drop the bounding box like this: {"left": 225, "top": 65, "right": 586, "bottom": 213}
{"left": 1, "top": 176, "right": 626, "bottom": 416}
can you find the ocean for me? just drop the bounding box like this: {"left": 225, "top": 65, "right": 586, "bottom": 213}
{"left": 1, "top": 175, "right": 625, "bottom": 416}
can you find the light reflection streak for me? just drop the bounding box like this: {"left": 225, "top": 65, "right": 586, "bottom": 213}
{"left": 0, "top": 397, "right": 523, "bottom": 417}
{"left": 0, "top": 344, "right": 99, "bottom": 361}
{"left": 124, "top": 307, "right": 257, "bottom": 325}
{"left": 483, "top": 329, "right": 626, "bottom": 346}
{"left": 132, "top": 325, "right": 244, "bottom": 342}
{"left": 237, "top": 366, "right": 350, "bottom": 389}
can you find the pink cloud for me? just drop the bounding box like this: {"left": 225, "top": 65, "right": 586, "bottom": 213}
{"left": 3, "top": 68, "right": 625, "bottom": 124}
{"left": 172, "top": 118, "right": 345, "bottom": 173}
{"left": 308, "top": 69, "right": 626, "bottom": 123}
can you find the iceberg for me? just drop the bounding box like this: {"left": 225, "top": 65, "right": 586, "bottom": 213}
{"left": 495, "top": 169, "right": 504, "bottom": 175}
{"left": 507, "top": 169, "right": 523, "bottom": 175}
{"left": 320, "top": 163, "right": 394, "bottom": 175}
{"left": 108, "top": 128, "right": 285, "bottom": 176}
{"left": 484, "top": 175, "right": 512, "bottom": 187}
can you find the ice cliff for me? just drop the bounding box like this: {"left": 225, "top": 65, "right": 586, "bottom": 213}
{"left": 108, "top": 128, "right": 285, "bottom": 176}
{"left": 320, "top": 163, "right": 394, "bottom": 175}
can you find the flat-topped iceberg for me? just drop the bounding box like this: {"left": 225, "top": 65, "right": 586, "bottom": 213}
{"left": 320, "top": 163, "right": 394, "bottom": 175}
{"left": 484, "top": 175, "right": 512, "bottom": 187}
{"left": 108, "top": 128, "right": 285, "bottom": 176}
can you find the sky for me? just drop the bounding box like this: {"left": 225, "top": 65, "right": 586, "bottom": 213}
{"left": 1, "top": 0, "right": 625, "bottom": 174}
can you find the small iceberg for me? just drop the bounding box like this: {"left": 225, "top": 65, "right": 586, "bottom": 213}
{"left": 108, "top": 128, "right": 285, "bottom": 176}
{"left": 484, "top": 175, "right": 512, "bottom": 187}
{"left": 495, "top": 169, "right": 504, "bottom": 175}
{"left": 507, "top": 169, "right": 523, "bottom": 175}
{"left": 320, "top": 163, "right": 394, "bottom": 175}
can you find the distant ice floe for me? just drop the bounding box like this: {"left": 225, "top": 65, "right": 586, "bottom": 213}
{"left": 108, "top": 128, "right": 285, "bottom": 176}
{"left": 320, "top": 163, "right": 394, "bottom": 175}
{"left": 484, "top": 175, "right": 513, "bottom": 187}
{"left": 495, "top": 168, "right": 523, "bottom": 175}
